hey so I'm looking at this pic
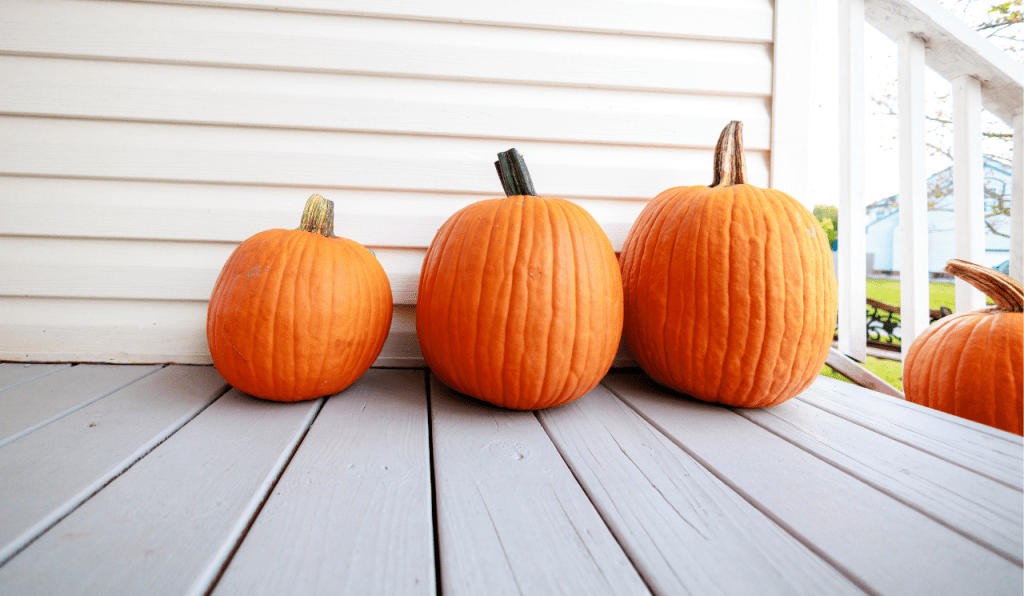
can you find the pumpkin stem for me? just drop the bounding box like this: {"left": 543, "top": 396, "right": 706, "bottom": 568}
{"left": 945, "top": 259, "right": 1023, "bottom": 312}
{"left": 711, "top": 120, "right": 748, "bottom": 188}
{"left": 495, "top": 148, "right": 537, "bottom": 197}
{"left": 297, "top": 194, "right": 337, "bottom": 238}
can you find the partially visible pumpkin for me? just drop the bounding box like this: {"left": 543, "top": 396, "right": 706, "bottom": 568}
{"left": 904, "top": 259, "right": 1023, "bottom": 435}
{"left": 619, "top": 121, "right": 837, "bottom": 407}
{"left": 207, "top": 194, "right": 393, "bottom": 401}
{"left": 416, "top": 149, "right": 623, "bottom": 410}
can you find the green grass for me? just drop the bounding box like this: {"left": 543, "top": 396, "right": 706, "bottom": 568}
{"left": 821, "top": 356, "right": 905, "bottom": 391}
{"left": 864, "top": 278, "right": 955, "bottom": 311}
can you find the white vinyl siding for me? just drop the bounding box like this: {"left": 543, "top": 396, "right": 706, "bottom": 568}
{"left": 0, "top": 0, "right": 777, "bottom": 364}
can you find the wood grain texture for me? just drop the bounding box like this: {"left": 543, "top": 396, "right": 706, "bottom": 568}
{"left": 800, "top": 376, "right": 1023, "bottom": 490}
{"left": 538, "top": 383, "right": 865, "bottom": 596}
{"left": 605, "top": 373, "right": 1023, "bottom": 596}
{"left": 0, "top": 56, "right": 773, "bottom": 152}
{"left": 0, "top": 389, "right": 321, "bottom": 596}
{"left": 149, "top": 0, "right": 775, "bottom": 42}
{"left": 214, "top": 369, "right": 433, "bottom": 595}
{"left": 0, "top": 0, "right": 773, "bottom": 95}
{"left": 430, "top": 375, "right": 649, "bottom": 596}
{"left": 0, "top": 364, "right": 162, "bottom": 446}
{"left": 737, "top": 397, "right": 1023, "bottom": 564}
{"left": 0, "top": 365, "right": 228, "bottom": 565}
{"left": 0, "top": 363, "right": 70, "bottom": 391}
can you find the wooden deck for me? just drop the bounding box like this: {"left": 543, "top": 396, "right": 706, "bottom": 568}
{"left": 0, "top": 362, "right": 1021, "bottom": 595}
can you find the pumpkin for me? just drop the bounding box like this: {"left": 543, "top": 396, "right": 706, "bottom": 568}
{"left": 207, "top": 194, "right": 393, "bottom": 402}
{"left": 619, "top": 121, "right": 837, "bottom": 407}
{"left": 416, "top": 149, "right": 623, "bottom": 410}
{"left": 904, "top": 259, "right": 1023, "bottom": 435}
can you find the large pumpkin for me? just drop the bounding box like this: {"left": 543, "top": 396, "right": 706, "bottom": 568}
{"left": 207, "top": 194, "right": 393, "bottom": 401}
{"left": 904, "top": 259, "right": 1023, "bottom": 435}
{"left": 416, "top": 149, "right": 623, "bottom": 410}
{"left": 619, "top": 121, "right": 837, "bottom": 407}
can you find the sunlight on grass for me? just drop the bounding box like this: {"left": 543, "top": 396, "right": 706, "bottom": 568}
{"left": 821, "top": 356, "right": 904, "bottom": 391}
{"left": 865, "top": 278, "right": 955, "bottom": 311}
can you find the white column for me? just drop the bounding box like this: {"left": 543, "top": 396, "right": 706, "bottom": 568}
{"left": 1011, "top": 112, "right": 1023, "bottom": 282}
{"left": 897, "top": 33, "right": 929, "bottom": 361}
{"left": 770, "top": 0, "right": 817, "bottom": 202}
{"left": 837, "top": 0, "right": 867, "bottom": 362}
{"left": 952, "top": 75, "right": 986, "bottom": 312}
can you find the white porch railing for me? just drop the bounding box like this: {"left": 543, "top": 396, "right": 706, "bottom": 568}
{"left": 837, "top": 0, "right": 1023, "bottom": 363}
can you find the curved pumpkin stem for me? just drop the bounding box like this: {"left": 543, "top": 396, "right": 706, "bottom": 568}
{"left": 495, "top": 148, "right": 537, "bottom": 197}
{"left": 945, "top": 259, "right": 1023, "bottom": 313}
{"left": 711, "top": 120, "right": 748, "bottom": 188}
{"left": 297, "top": 194, "right": 337, "bottom": 238}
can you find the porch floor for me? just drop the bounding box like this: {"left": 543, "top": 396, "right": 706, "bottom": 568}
{"left": 0, "top": 363, "right": 1021, "bottom": 595}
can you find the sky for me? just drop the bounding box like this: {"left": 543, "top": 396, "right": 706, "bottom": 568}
{"left": 804, "top": 0, "right": 1018, "bottom": 210}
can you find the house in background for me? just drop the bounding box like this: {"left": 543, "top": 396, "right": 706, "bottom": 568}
{"left": 865, "top": 156, "right": 1013, "bottom": 275}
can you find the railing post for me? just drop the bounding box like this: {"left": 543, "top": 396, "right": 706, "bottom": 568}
{"left": 838, "top": 0, "right": 867, "bottom": 362}
{"left": 952, "top": 75, "right": 987, "bottom": 312}
{"left": 1012, "top": 112, "right": 1023, "bottom": 282}
{"left": 897, "top": 33, "right": 929, "bottom": 361}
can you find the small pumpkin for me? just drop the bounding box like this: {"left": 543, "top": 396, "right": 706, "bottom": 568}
{"left": 904, "top": 259, "right": 1023, "bottom": 435}
{"left": 416, "top": 149, "right": 623, "bottom": 410}
{"left": 207, "top": 194, "right": 392, "bottom": 401}
{"left": 619, "top": 121, "right": 837, "bottom": 407}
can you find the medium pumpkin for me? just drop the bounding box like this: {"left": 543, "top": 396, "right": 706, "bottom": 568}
{"left": 619, "top": 121, "right": 837, "bottom": 407}
{"left": 416, "top": 149, "right": 623, "bottom": 410}
{"left": 904, "top": 259, "right": 1023, "bottom": 435}
{"left": 207, "top": 194, "right": 393, "bottom": 401}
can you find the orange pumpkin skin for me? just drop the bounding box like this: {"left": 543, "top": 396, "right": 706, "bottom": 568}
{"left": 207, "top": 203, "right": 392, "bottom": 402}
{"left": 903, "top": 263, "right": 1023, "bottom": 435}
{"left": 416, "top": 194, "right": 623, "bottom": 410}
{"left": 620, "top": 182, "right": 837, "bottom": 407}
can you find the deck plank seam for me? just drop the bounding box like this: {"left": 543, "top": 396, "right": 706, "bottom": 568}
{"left": 0, "top": 364, "right": 167, "bottom": 449}
{"left": 793, "top": 392, "right": 1024, "bottom": 491}
{"left": 532, "top": 408, "right": 658, "bottom": 596}
{"left": 424, "top": 369, "right": 443, "bottom": 596}
{"left": 731, "top": 406, "right": 1024, "bottom": 567}
{"left": 189, "top": 395, "right": 327, "bottom": 596}
{"left": 0, "top": 363, "right": 73, "bottom": 393}
{"left": 601, "top": 380, "right": 881, "bottom": 596}
{"left": 0, "top": 375, "right": 232, "bottom": 569}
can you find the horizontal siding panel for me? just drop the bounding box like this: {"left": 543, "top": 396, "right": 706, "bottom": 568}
{"left": 0, "top": 117, "right": 771, "bottom": 199}
{"left": 0, "top": 0, "right": 773, "bottom": 96}
{"left": 153, "top": 0, "right": 774, "bottom": 42}
{"left": 0, "top": 238, "right": 425, "bottom": 304}
{"left": 0, "top": 56, "right": 773, "bottom": 150}
{"left": 0, "top": 178, "right": 648, "bottom": 249}
{"left": 0, "top": 299, "right": 422, "bottom": 366}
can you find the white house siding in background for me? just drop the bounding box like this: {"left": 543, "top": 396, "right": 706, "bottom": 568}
{"left": 0, "top": 0, "right": 780, "bottom": 364}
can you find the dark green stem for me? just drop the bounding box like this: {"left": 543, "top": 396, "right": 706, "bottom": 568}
{"left": 495, "top": 148, "right": 537, "bottom": 197}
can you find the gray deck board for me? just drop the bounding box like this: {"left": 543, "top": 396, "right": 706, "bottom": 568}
{"left": 0, "top": 363, "right": 71, "bottom": 392}
{"left": 214, "top": 369, "right": 435, "bottom": 596}
{"left": 0, "top": 363, "right": 162, "bottom": 446}
{"left": 0, "top": 388, "right": 320, "bottom": 596}
{"left": 0, "top": 364, "right": 1020, "bottom": 596}
{"left": 430, "top": 375, "right": 650, "bottom": 596}
{"left": 799, "top": 376, "right": 1024, "bottom": 490}
{"left": 540, "top": 382, "right": 865, "bottom": 596}
{"left": 0, "top": 365, "right": 228, "bottom": 565}
{"left": 738, "top": 397, "right": 1024, "bottom": 565}
{"left": 604, "top": 373, "right": 1023, "bottom": 596}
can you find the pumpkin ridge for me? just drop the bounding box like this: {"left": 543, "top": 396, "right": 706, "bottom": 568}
{"left": 770, "top": 191, "right": 811, "bottom": 403}
{"left": 252, "top": 231, "right": 289, "bottom": 397}
{"left": 417, "top": 210, "right": 460, "bottom": 389}
{"left": 704, "top": 185, "right": 736, "bottom": 401}
{"left": 462, "top": 199, "right": 500, "bottom": 402}
{"left": 637, "top": 192, "right": 681, "bottom": 386}
{"left": 724, "top": 185, "right": 754, "bottom": 403}
{"left": 734, "top": 187, "right": 766, "bottom": 404}
{"left": 315, "top": 238, "right": 337, "bottom": 394}
{"left": 952, "top": 314, "right": 995, "bottom": 422}
{"left": 502, "top": 196, "right": 532, "bottom": 408}
{"left": 441, "top": 206, "right": 482, "bottom": 397}
{"left": 547, "top": 199, "right": 578, "bottom": 404}
{"left": 471, "top": 199, "right": 508, "bottom": 402}
{"left": 767, "top": 189, "right": 807, "bottom": 403}
{"left": 748, "top": 191, "right": 780, "bottom": 405}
